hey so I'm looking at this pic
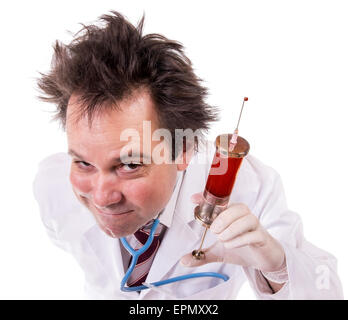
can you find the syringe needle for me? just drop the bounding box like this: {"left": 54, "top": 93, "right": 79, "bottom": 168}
{"left": 236, "top": 97, "right": 248, "bottom": 132}
{"left": 229, "top": 97, "right": 248, "bottom": 152}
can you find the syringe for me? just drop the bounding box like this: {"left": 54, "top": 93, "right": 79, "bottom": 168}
{"left": 192, "top": 97, "right": 250, "bottom": 260}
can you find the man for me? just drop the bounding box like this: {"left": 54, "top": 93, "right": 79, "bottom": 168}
{"left": 33, "top": 11, "right": 343, "bottom": 299}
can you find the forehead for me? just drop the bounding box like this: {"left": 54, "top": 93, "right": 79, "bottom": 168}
{"left": 66, "top": 90, "right": 160, "bottom": 139}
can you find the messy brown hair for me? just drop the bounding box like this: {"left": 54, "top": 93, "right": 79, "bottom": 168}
{"left": 37, "top": 11, "right": 219, "bottom": 159}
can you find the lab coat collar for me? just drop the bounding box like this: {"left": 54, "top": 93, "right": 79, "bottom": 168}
{"left": 59, "top": 187, "right": 97, "bottom": 243}
{"left": 157, "top": 170, "right": 184, "bottom": 228}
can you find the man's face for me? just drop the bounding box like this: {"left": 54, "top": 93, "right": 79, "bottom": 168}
{"left": 66, "top": 90, "right": 187, "bottom": 238}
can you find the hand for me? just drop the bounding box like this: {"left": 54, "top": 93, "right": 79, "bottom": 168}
{"left": 181, "top": 193, "right": 286, "bottom": 273}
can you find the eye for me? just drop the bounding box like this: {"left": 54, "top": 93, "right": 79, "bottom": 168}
{"left": 120, "top": 163, "right": 142, "bottom": 172}
{"left": 75, "top": 161, "right": 91, "bottom": 169}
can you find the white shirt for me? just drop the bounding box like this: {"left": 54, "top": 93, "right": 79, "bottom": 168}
{"left": 33, "top": 141, "right": 344, "bottom": 299}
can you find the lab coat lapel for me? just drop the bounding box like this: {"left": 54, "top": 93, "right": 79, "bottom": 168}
{"left": 83, "top": 225, "right": 125, "bottom": 291}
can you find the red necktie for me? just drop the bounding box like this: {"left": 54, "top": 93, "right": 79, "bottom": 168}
{"left": 127, "top": 223, "right": 165, "bottom": 287}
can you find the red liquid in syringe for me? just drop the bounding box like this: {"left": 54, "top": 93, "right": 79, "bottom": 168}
{"left": 204, "top": 97, "right": 248, "bottom": 199}
{"left": 205, "top": 151, "right": 243, "bottom": 198}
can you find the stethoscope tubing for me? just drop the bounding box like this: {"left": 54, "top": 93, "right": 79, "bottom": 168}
{"left": 120, "top": 218, "right": 229, "bottom": 292}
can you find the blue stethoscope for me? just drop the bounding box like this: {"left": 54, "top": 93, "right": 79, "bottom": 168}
{"left": 120, "top": 218, "right": 229, "bottom": 292}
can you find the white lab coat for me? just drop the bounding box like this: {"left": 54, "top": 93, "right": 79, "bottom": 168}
{"left": 33, "top": 141, "right": 344, "bottom": 300}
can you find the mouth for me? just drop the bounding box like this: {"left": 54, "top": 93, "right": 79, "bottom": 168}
{"left": 94, "top": 206, "right": 133, "bottom": 217}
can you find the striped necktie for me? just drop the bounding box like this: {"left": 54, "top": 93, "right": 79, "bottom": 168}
{"left": 127, "top": 222, "right": 165, "bottom": 287}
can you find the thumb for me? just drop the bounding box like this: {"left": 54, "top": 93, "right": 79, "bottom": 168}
{"left": 180, "top": 242, "right": 223, "bottom": 267}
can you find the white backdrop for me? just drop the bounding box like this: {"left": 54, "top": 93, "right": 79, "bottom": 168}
{"left": 0, "top": 0, "right": 347, "bottom": 299}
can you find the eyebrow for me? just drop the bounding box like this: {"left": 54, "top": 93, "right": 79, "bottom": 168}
{"left": 67, "top": 149, "right": 151, "bottom": 163}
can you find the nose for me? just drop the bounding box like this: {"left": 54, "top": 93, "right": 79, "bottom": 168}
{"left": 92, "top": 173, "right": 123, "bottom": 208}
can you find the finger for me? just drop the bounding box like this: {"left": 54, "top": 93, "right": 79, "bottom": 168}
{"left": 218, "top": 214, "right": 259, "bottom": 242}
{"left": 223, "top": 229, "right": 266, "bottom": 249}
{"left": 190, "top": 192, "right": 204, "bottom": 204}
{"left": 210, "top": 203, "right": 250, "bottom": 234}
{"left": 180, "top": 242, "right": 224, "bottom": 267}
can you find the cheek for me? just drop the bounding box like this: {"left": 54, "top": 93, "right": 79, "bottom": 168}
{"left": 123, "top": 180, "right": 154, "bottom": 206}
{"left": 124, "top": 171, "right": 176, "bottom": 211}
{"left": 123, "top": 180, "right": 166, "bottom": 215}
{"left": 70, "top": 170, "right": 92, "bottom": 194}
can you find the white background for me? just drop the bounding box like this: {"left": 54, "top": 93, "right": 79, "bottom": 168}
{"left": 0, "top": 0, "right": 347, "bottom": 299}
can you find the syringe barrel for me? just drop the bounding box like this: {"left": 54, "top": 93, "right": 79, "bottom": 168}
{"left": 194, "top": 134, "right": 250, "bottom": 227}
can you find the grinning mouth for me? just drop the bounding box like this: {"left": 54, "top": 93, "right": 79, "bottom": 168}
{"left": 94, "top": 206, "right": 133, "bottom": 217}
{"left": 77, "top": 195, "right": 134, "bottom": 217}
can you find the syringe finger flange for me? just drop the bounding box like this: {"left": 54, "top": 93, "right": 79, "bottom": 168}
{"left": 192, "top": 250, "right": 205, "bottom": 260}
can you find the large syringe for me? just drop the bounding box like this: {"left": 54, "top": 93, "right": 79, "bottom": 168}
{"left": 192, "top": 97, "right": 250, "bottom": 260}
